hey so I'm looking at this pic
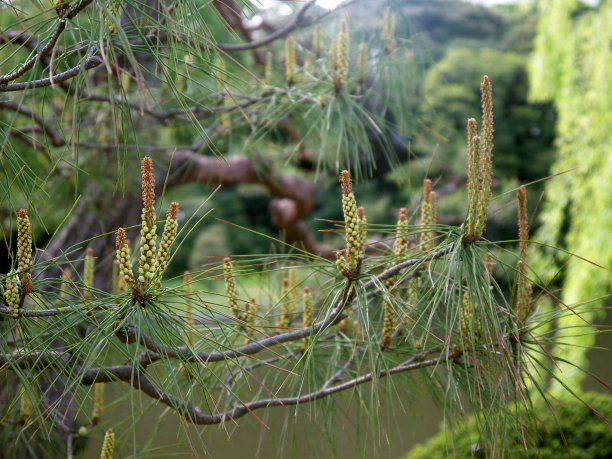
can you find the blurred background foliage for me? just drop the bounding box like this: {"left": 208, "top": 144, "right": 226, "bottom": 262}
{"left": 529, "top": 0, "right": 612, "bottom": 398}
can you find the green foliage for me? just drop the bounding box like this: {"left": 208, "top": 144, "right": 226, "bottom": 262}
{"left": 391, "top": 0, "right": 506, "bottom": 62}
{"left": 530, "top": 0, "right": 612, "bottom": 396}
{"left": 407, "top": 391, "right": 612, "bottom": 459}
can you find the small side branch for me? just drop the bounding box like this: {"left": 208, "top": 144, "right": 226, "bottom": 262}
{"left": 0, "top": 50, "right": 101, "bottom": 92}
{"left": 215, "top": 0, "right": 361, "bottom": 52}
{"left": 0, "top": 21, "right": 66, "bottom": 84}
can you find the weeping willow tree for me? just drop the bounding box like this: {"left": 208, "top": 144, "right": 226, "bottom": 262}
{"left": 530, "top": 0, "right": 612, "bottom": 396}
{"left": 0, "top": 1, "right": 601, "bottom": 457}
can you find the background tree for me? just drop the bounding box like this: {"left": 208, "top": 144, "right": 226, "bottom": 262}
{"left": 529, "top": 0, "right": 612, "bottom": 396}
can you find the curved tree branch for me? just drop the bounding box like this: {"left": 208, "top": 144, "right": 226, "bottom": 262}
{"left": 0, "top": 242, "right": 460, "bottom": 429}
{"left": 0, "top": 49, "right": 102, "bottom": 92}
{"left": 1, "top": 346, "right": 453, "bottom": 427}
{"left": 213, "top": 0, "right": 362, "bottom": 52}
{"left": 0, "top": 21, "right": 67, "bottom": 84}
{"left": 166, "top": 149, "right": 334, "bottom": 258}
{"left": 112, "top": 352, "right": 452, "bottom": 425}
{"left": 214, "top": 0, "right": 316, "bottom": 52}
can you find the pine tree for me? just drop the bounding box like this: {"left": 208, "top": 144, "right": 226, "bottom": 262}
{"left": 0, "top": 1, "right": 603, "bottom": 457}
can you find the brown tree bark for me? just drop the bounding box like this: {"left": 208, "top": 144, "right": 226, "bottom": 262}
{"left": 41, "top": 150, "right": 334, "bottom": 289}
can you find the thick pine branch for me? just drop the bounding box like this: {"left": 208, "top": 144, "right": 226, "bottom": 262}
{"left": 1, "top": 347, "right": 453, "bottom": 426}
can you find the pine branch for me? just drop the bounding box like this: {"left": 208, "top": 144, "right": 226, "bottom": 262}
{"left": 72, "top": 93, "right": 265, "bottom": 124}
{"left": 1, "top": 243, "right": 453, "bottom": 376}
{"left": 0, "top": 302, "right": 113, "bottom": 317}
{"left": 0, "top": 22, "right": 67, "bottom": 84}
{"left": 213, "top": 0, "right": 318, "bottom": 52}
{"left": 0, "top": 48, "right": 102, "bottom": 92}
{"left": 60, "top": 348, "right": 452, "bottom": 426}
{"left": 118, "top": 351, "right": 451, "bottom": 425}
